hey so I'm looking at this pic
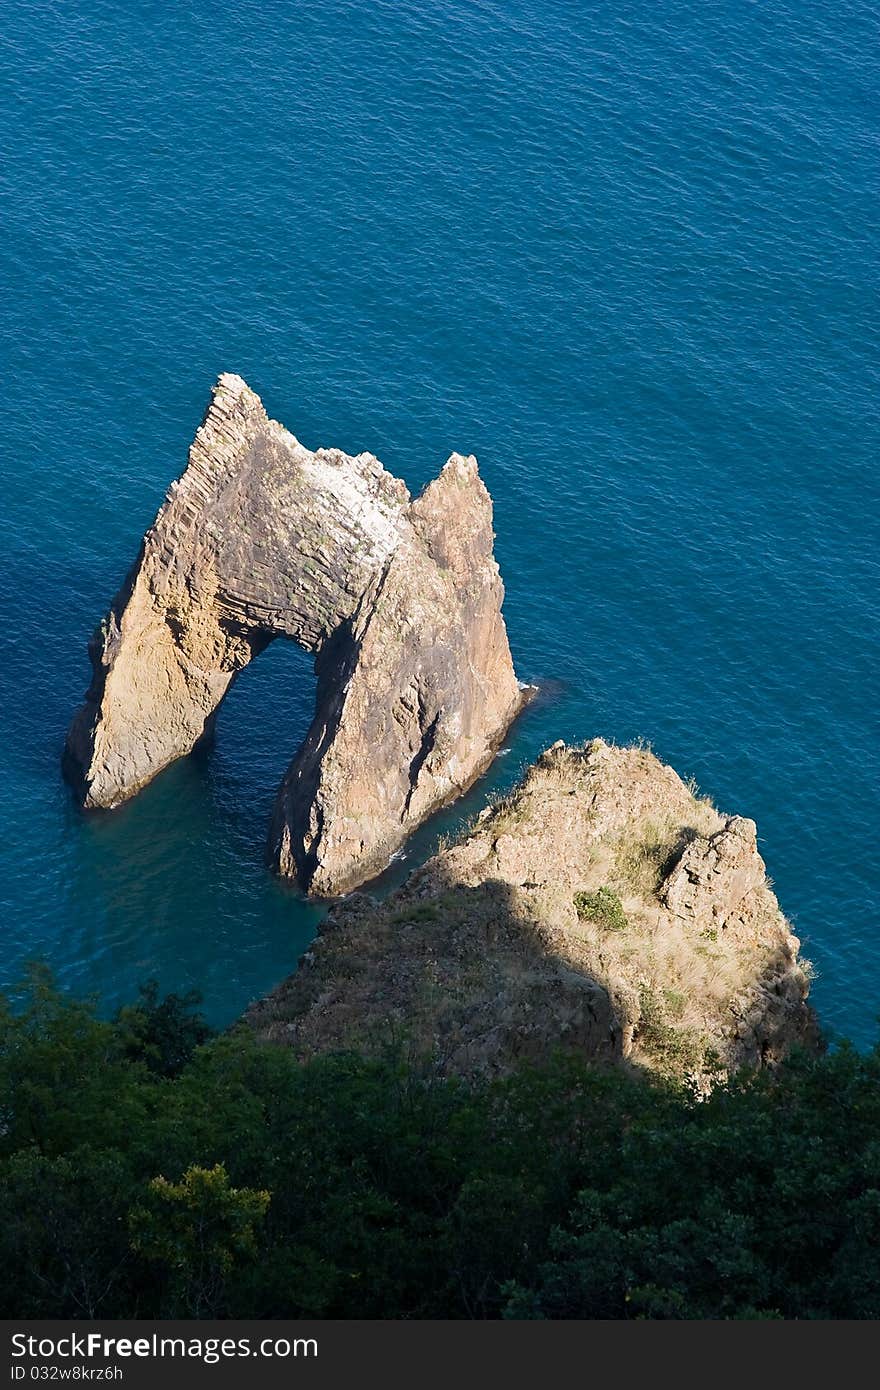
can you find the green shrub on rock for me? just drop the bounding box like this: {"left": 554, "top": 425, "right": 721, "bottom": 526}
{"left": 574, "top": 886, "right": 628, "bottom": 931}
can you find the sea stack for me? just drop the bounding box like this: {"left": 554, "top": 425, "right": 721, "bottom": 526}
{"left": 64, "top": 375, "right": 526, "bottom": 894}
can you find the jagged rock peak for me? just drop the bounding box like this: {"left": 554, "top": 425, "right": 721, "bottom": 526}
{"left": 65, "top": 376, "right": 527, "bottom": 895}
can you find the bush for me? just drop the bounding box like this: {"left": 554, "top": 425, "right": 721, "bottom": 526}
{"left": 0, "top": 969, "right": 878, "bottom": 1319}
{"left": 115, "top": 979, "right": 213, "bottom": 1077}
{"left": 574, "top": 887, "right": 628, "bottom": 932}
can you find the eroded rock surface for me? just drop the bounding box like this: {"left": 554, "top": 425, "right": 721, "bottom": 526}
{"left": 65, "top": 375, "right": 525, "bottom": 894}
{"left": 661, "top": 816, "right": 765, "bottom": 928}
{"left": 248, "top": 740, "right": 818, "bottom": 1081}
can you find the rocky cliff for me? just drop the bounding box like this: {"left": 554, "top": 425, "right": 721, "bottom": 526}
{"left": 248, "top": 740, "right": 817, "bottom": 1082}
{"left": 65, "top": 375, "right": 526, "bottom": 894}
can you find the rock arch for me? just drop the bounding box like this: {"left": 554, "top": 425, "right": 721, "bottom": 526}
{"left": 64, "top": 376, "right": 526, "bottom": 895}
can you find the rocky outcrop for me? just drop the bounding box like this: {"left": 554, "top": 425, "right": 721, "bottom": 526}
{"left": 65, "top": 375, "right": 526, "bottom": 895}
{"left": 661, "top": 816, "right": 765, "bottom": 928}
{"left": 248, "top": 740, "right": 818, "bottom": 1081}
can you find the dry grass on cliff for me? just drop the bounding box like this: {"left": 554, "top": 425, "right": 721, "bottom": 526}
{"left": 249, "top": 740, "right": 813, "bottom": 1082}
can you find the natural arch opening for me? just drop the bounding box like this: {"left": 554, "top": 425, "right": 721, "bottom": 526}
{"left": 207, "top": 637, "right": 317, "bottom": 820}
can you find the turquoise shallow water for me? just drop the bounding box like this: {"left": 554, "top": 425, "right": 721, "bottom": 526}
{"left": 1, "top": 1, "right": 877, "bottom": 1041}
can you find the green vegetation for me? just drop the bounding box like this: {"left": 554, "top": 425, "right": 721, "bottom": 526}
{"left": 116, "top": 979, "right": 213, "bottom": 1076}
{"left": 636, "top": 986, "right": 708, "bottom": 1074}
{"left": 574, "top": 886, "right": 628, "bottom": 931}
{"left": 1, "top": 966, "right": 878, "bottom": 1319}
{"left": 614, "top": 819, "right": 688, "bottom": 896}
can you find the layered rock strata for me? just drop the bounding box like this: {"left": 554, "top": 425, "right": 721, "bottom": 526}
{"left": 248, "top": 740, "right": 817, "bottom": 1081}
{"left": 65, "top": 375, "right": 526, "bottom": 894}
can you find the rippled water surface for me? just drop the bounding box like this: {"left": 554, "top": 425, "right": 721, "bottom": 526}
{"left": 1, "top": 1, "right": 877, "bottom": 1040}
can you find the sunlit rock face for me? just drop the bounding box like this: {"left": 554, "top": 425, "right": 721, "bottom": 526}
{"left": 65, "top": 375, "right": 526, "bottom": 894}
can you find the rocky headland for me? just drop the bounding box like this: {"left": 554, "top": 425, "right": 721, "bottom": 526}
{"left": 248, "top": 739, "right": 817, "bottom": 1082}
{"left": 65, "top": 375, "right": 527, "bottom": 895}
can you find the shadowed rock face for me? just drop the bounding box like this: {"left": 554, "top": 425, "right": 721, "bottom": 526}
{"left": 65, "top": 375, "right": 526, "bottom": 895}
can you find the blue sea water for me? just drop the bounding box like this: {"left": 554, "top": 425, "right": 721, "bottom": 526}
{"left": 1, "top": 0, "right": 877, "bottom": 1042}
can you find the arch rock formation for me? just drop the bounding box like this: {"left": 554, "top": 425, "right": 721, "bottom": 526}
{"left": 64, "top": 375, "right": 527, "bottom": 895}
